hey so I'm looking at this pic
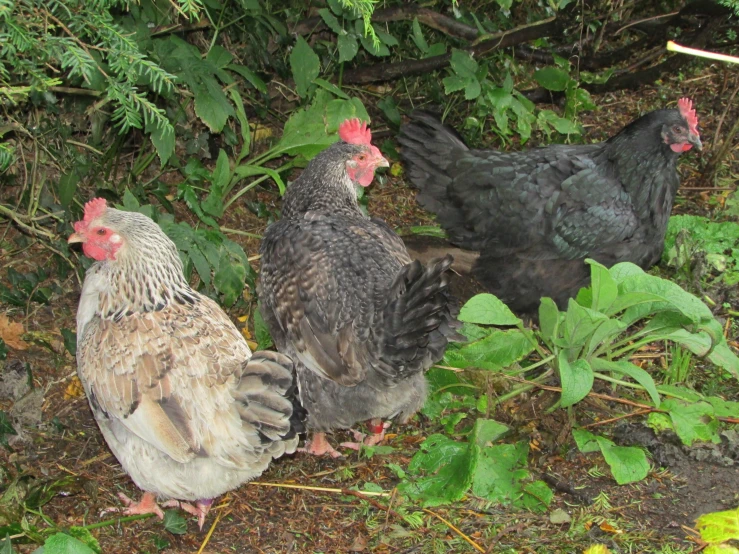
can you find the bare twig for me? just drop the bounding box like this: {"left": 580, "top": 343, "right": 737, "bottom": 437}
{"left": 0, "top": 203, "right": 56, "bottom": 239}
{"left": 422, "top": 509, "right": 486, "bottom": 553}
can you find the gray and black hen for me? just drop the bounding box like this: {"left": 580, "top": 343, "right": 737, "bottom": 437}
{"left": 259, "top": 119, "right": 462, "bottom": 457}
{"left": 398, "top": 99, "right": 701, "bottom": 314}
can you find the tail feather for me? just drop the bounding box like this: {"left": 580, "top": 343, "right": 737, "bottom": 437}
{"left": 377, "top": 255, "right": 464, "bottom": 382}
{"left": 397, "top": 111, "right": 469, "bottom": 215}
{"left": 235, "top": 351, "right": 305, "bottom": 457}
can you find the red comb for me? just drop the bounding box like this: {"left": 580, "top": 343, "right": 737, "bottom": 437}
{"left": 677, "top": 98, "right": 699, "bottom": 136}
{"left": 83, "top": 198, "right": 107, "bottom": 222}
{"left": 338, "top": 118, "right": 372, "bottom": 145}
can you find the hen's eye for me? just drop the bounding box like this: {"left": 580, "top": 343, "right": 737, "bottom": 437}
{"left": 672, "top": 125, "right": 682, "bottom": 134}
{"left": 97, "top": 229, "right": 106, "bottom": 236}
{"left": 357, "top": 154, "right": 366, "bottom": 161}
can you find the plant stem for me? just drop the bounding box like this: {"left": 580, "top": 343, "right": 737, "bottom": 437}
{"left": 506, "top": 354, "right": 555, "bottom": 375}
{"left": 220, "top": 227, "right": 262, "bottom": 239}
{"left": 223, "top": 174, "right": 271, "bottom": 211}
{"left": 82, "top": 513, "right": 155, "bottom": 530}
{"left": 493, "top": 370, "right": 553, "bottom": 406}
{"left": 593, "top": 371, "right": 647, "bottom": 391}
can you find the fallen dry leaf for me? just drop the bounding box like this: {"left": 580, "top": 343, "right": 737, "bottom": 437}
{"left": 64, "top": 376, "right": 85, "bottom": 400}
{"left": 348, "top": 534, "right": 368, "bottom": 552}
{"left": 0, "top": 314, "right": 29, "bottom": 350}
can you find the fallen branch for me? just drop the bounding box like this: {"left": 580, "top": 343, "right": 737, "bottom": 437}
{"left": 292, "top": 5, "right": 478, "bottom": 41}
{"left": 343, "top": 16, "right": 564, "bottom": 85}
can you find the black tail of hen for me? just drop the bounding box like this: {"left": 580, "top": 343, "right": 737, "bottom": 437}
{"left": 377, "top": 255, "right": 464, "bottom": 382}
{"left": 397, "top": 111, "right": 469, "bottom": 214}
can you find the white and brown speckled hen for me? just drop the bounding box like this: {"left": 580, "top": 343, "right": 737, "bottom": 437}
{"left": 69, "top": 199, "right": 303, "bottom": 529}
{"left": 258, "top": 119, "right": 463, "bottom": 458}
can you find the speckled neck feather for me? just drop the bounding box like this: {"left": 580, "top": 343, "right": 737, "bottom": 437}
{"left": 280, "top": 142, "right": 368, "bottom": 220}
{"left": 90, "top": 210, "right": 197, "bottom": 319}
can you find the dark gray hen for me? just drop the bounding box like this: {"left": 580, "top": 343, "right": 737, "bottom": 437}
{"left": 398, "top": 99, "right": 701, "bottom": 314}
{"left": 259, "top": 119, "right": 462, "bottom": 457}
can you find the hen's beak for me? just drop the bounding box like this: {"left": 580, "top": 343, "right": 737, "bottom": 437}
{"left": 688, "top": 133, "right": 702, "bottom": 151}
{"left": 376, "top": 156, "right": 390, "bottom": 169}
{"left": 68, "top": 233, "right": 84, "bottom": 244}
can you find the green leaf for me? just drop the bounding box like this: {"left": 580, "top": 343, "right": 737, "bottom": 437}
{"left": 458, "top": 293, "right": 521, "bottom": 326}
{"left": 0, "top": 411, "right": 17, "bottom": 447}
{"left": 228, "top": 89, "right": 252, "bottom": 160}
{"left": 214, "top": 250, "right": 246, "bottom": 307}
{"left": 227, "top": 64, "right": 267, "bottom": 95}
{"left": 193, "top": 78, "right": 234, "bottom": 133}
{"left": 377, "top": 96, "right": 401, "bottom": 128}
{"left": 178, "top": 184, "right": 218, "bottom": 228}
{"left": 0, "top": 534, "right": 13, "bottom": 554}
{"left": 471, "top": 442, "right": 529, "bottom": 502}
{"left": 572, "top": 428, "right": 600, "bottom": 453}
{"left": 470, "top": 418, "right": 509, "bottom": 447}
{"left": 42, "top": 533, "right": 96, "bottom": 554}
{"left": 445, "top": 49, "right": 481, "bottom": 99}
{"left": 147, "top": 120, "right": 175, "bottom": 165}
{"left": 411, "top": 17, "right": 429, "bottom": 53}
{"left": 563, "top": 299, "right": 607, "bottom": 349}
{"left": 696, "top": 506, "right": 739, "bottom": 544}
{"left": 67, "top": 527, "right": 101, "bottom": 554}
{"left": 591, "top": 359, "right": 660, "bottom": 407}
{"left": 313, "top": 78, "right": 349, "bottom": 100}
{"left": 187, "top": 242, "right": 212, "bottom": 287}
{"left": 58, "top": 171, "right": 81, "bottom": 208}
{"left": 358, "top": 24, "right": 390, "bottom": 57}
{"left": 558, "top": 354, "right": 593, "bottom": 407}
{"left": 254, "top": 307, "right": 273, "bottom": 350}
{"left": 534, "top": 67, "right": 571, "bottom": 91}
{"left": 449, "top": 49, "right": 478, "bottom": 78}
{"left": 595, "top": 436, "right": 649, "bottom": 485}
{"left": 399, "top": 434, "right": 477, "bottom": 507}
{"left": 318, "top": 8, "right": 344, "bottom": 34}
{"left": 662, "top": 399, "right": 720, "bottom": 445}
{"left": 337, "top": 34, "right": 359, "bottom": 63}
{"left": 538, "top": 297, "right": 560, "bottom": 343}
{"left": 206, "top": 45, "right": 233, "bottom": 68}
{"left": 521, "top": 480, "right": 554, "bottom": 512}
{"left": 163, "top": 510, "right": 187, "bottom": 535}
{"left": 60, "top": 328, "right": 76, "bottom": 357}
{"left": 211, "top": 149, "right": 231, "bottom": 192}
{"left": 290, "top": 36, "right": 321, "bottom": 99}
{"left": 443, "top": 329, "right": 535, "bottom": 371}
{"left": 584, "top": 318, "right": 626, "bottom": 358}
{"left": 443, "top": 75, "right": 471, "bottom": 95}
{"left": 269, "top": 91, "right": 368, "bottom": 162}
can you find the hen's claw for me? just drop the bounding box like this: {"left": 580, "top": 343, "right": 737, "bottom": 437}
{"left": 101, "top": 491, "right": 164, "bottom": 520}
{"left": 298, "top": 432, "right": 343, "bottom": 458}
{"left": 163, "top": 498, "right": 213, "bottom": 530}
{"left": 341, "top": 421, "right": 391, "bottom": 450}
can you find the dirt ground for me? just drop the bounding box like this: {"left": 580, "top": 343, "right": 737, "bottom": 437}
{"left": 1, "top": 79, "right": 738, "bottom": 553}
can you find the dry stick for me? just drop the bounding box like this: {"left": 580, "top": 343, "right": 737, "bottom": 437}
{"left": 340, "top": 488, "right": 405, "bottom": 521}
{"left": 197, "top": 506, "right": 232, "bottom": 554}
{"left": 422, "top": 509, "right": 486, "bottom": 553}
{"left": 582, "top": 408, "right": 653, "bottom": 428}
{"left": 250, "top": 481, "right": 390, "bottom": 497}
{"left": 699, "top": 77, "right": 739, "bottom": 187}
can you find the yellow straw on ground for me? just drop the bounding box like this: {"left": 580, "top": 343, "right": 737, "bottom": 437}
{"left": 667, "top": 41, "right": 739, "bottom": 64}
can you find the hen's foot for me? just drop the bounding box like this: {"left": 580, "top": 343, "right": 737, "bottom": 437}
{"left": 298, "top": 432, "right": 343, "bottom": 458}
{"left": 163, "top": 498, "right": 213, "bottom": 531}
{"left": 101, "top": 491, "right": 164, "bottom": 520}
{"left": 341, "top": 420, "right": 391, "bottom": 450}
